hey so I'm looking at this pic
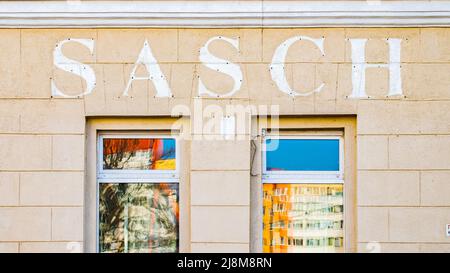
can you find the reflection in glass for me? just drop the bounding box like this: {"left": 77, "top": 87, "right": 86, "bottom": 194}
{"left": 266, "top": 139, "right": 340, "bottom": 171}
{"left": 103, "top": 138, "right": 176, "bottom": 170}
{"left": 263, "top": 184, "right": 344, "bottom": 253}
{"left": 99, "top": 183, "right": 179, "bottom": 253}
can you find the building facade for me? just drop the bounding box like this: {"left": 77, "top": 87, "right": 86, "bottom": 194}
{"left": 0, "top": 0, "right": 450, "bottom": 253}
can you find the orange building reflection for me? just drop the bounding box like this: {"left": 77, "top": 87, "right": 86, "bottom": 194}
{"left": 263, "top": 184, "right": 344, "bottom": 253}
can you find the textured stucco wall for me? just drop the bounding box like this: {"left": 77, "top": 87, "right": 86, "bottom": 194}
{"left": 0, "top": 28, "right": 450, "bottom": 252}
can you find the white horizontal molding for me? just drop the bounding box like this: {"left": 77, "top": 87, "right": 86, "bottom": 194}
{"left": 1, "top": 1, "right": 450, "bottom": 28}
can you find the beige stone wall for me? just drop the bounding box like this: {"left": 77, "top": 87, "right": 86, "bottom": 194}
{"left": 0, "top": 28, "right": 450, "bottom": 252}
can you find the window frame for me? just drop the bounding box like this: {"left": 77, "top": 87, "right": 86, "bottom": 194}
{"left": 96, "top": 131, "right": 181, "bottom": 253}
{"left": 260, "top": 131, "right": 346, "bottom": 253}
{"left": 97, "top": 133, "right": 180, "bottom": 182}
{"left": 262, "top": 134, "right": 344, "bottom": 184}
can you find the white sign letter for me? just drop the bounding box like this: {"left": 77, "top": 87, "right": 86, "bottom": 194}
{"left": 198, "top": 36, "right": 243, "bottom": 98}
{"left": 123, "top": 40, "right": 171, "bottom": 97}
{"left": 270, "top": 36, "right": 325, "bottom": 97}
{"left": 51, "top": 38, "right": 96, "bottom": 98}
{"left": 350, "top": 38, "right": 402, "bottom": 98}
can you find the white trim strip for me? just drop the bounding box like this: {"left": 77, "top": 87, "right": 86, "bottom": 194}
{"left": 1, "top": 1, "right": 450, "bottom": 28}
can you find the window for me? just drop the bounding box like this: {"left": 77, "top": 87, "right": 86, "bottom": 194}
{"left": 97, "top": 133, "right": 180, "bottom": 253}
{"left": 262, "top": 134, "right": 344, "bottom": 253}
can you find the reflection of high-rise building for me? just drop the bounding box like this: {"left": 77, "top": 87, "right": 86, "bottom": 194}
{"left": 263, "top": 184, "right": 344, "bottom": 253}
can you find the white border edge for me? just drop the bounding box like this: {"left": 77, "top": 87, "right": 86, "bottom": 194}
{"left": 1, "top": 1, "right": 450, "bottom": 28}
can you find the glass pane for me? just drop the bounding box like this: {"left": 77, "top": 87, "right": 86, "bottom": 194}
{"left": 265, "top": 139, "right": 339, "bottom": 171}
{"left": 103, "top": 138, "right": 176, "bottom": 170}
{"left": 263, "top": 184, "right": 344, "bottom": 253}
{"left": 99, "top": 183, "right": 179, "bottom": 253}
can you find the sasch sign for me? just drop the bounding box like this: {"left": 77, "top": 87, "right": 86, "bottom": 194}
{"left": 51, "top": 35, "right": 403, "bottom": 100}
